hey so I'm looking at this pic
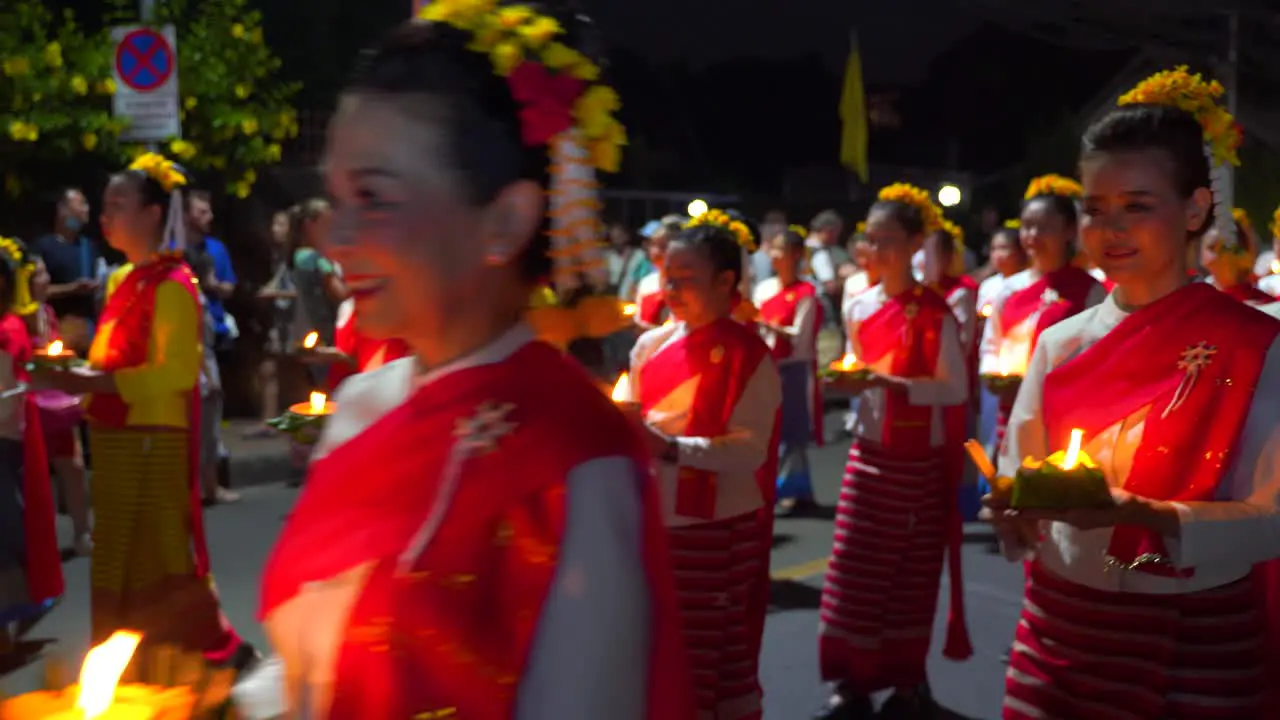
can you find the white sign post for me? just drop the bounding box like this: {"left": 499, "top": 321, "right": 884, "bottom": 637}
{"left": 111, "top": 24, "right": 181, "bottom": 142}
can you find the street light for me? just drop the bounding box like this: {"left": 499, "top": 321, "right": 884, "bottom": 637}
{"left": 687, "top": 199, "right": 708, "bottom": 218}
{"left": 938, "top": 185, "right": 962, "bottom": 208}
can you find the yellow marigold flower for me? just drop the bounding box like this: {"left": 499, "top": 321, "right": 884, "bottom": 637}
{"left": 231, "top": 23, "right": 245, "bottom": 39}
{"left": 1003, "top": 219, "right": 1021, "bottom": 229}
{"left": 589, "top": 138, "right": 621, "bottom": 174}
{"left": 541, "top": 42, "right": 580, "bottom": 70}
{"left": 1024, "top": 174, "right": 1082, "bottom": 201}
{"left": 233, "top": 182, "right": 251, "bottom": 199}
{"left": 7, "top": 121, "right": 39, "bottom": 143}
{"left": 267, "top": 143, "right": 283, "bottom": 162}
{"left": 3, "top": 57, "right": 31, "bottom": 77}
{"left": 490, "top": 42, "right": 524, "bottom": 76}
{"left": 169, "top": 139, "right": 197, "bottom": 160}
{"left": 1233, "top": 207, "right": 1252, "bottom": 241}
{"left": 82, "top": 132, "right": 98, "bottom": 151}
{"left": 877, "top": 182, "right": 942, "bottom": 232}
{"left": 241, "top": 117, "right": 260, "bottom": 135}
{"left": 1118, "top": 66, "right": 1242, "bottom": 167}
{"left": 70, "top": 75, "right": 89, "bottom": 96}
{"left": 518, "top": 16, "right": 562, "bottom": 48}
{"left": 43, "top": 42, "right": 63, "bottom": 68}
{"left": 496, "top": 5, "right": 534, "bottom": 28}
{"left": 128, "top": 152, "right": 188, "bottom": 192}
{"left": 468, "top": 23, "right": 504, "bottom": 53}
{"left": 573, "top": 85, "right": 620, "bottom": 136}
{"left": 97, "top": 78, "right": 117, "bottom": 95}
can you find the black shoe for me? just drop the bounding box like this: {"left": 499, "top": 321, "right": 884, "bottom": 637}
{"left": 878, "top": 684, "right": 936, "bottom": 719}
{"left": 813, "top": 691, "right": 874, "bottom": 720}
{"left": 225, "top": 641, "right": 263, "bottom": 678}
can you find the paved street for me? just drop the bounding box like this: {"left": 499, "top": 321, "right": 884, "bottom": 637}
{"left": 4, "top": 415, "right": 1024, "bottom": 719}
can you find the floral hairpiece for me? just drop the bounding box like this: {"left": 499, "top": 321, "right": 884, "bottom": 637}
{"left": 0, "top": 236, "right": 38, "bottom": 316}
{"left": 877, "top": 182, "right": 943, "bottom": 232}
{"left": 939, "top": 219, "right": 966, "bottom": 276}
{"left": 1118, "top": 66, "right": 1242, "bottom": 168}
{"left": 1003, "top": 219, "right": 1021, "bottom": 229}
{"left": 1024, "top": 174, "right": 1082, "bottom": 201}
{"left": 788, "top": 224, "right": 808, "bottom": 239}
{"left": 128, "top": 152, "right": 188, "bottom": 193}
{"left": 418, "top": 0, "right": 625, "bottom": 173}
{"left": 1232, "top": 208, "right": 1253, "bottom": 245}
{"left": 855, "top": 221, "right": 867, "bottom": 234}
{"left": 687, "top": 208, "right": 756, "bottom": 253}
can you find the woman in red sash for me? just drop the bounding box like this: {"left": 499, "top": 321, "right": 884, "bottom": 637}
{"left": 627, "top": 212, "right": 781, "bottom": 720}
{"left": 978, "top": 174, "right": 1104, "bottom": 455}
{"left": 238, "top": 8, "right": 694, "bottom": 719}
{"left": 753, "top": 227, "right": 820, "bottom": 512}
{"left": 326, "top": 298, "right": 410, "bottom": 391}
{"left": 634, "top": 219, "right": 676, "bottom": 329}
{"left": 0, "top": 237, "right": 63, "bottom": 662}
{"left": 30, "top": 154, "right": 252, "bottom": 668}
{"left": 985, "top": 69, "right": 1280, "bottom": 719}
{"left": 1200, "top": 208, "right": 1273, "bottom": 306}
{"left": 816, "top": 184, "right": 971, "bottom": 720}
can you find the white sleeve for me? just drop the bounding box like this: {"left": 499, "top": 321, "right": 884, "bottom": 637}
{"left": 810, "top": 249, "right": 836, "bottom": 283}
{"left": 517, "top": 457, "right": 650, "bottom": 720}
{"left": 675, "top": 358, "right": 782, "bottom": 475}
{"left": 904, "top": 315, "right": 969, "bottom": 407}
{"left": 1166, "top": 336, "right": 1280, "bottom": 570}
{"left": 776, "top": 295, "right": 817, "bottom": 344}
{"left": 977, "top": 292, "right": 1005, "bottom": 375}
{"left": 947, "top": 287, "right": 977, "bottom": 352}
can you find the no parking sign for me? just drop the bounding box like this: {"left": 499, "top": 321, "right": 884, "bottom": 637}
{"left": 111, "top": 24, "right": 181, "bottom": 142}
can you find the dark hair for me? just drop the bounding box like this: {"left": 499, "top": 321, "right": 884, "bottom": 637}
{"left": 811, "top": 209, "right": 843, "bottom": 232}
{"left": 670, "top": 224, "right": 744, "bottom": 288}
{"left": 867, "top": 200, "right": 925, "bottom": 236}
{"left": 990, "top": 227, "right": 1027, "bottom": 261}
{"left": 184, "top": 188, "right": 212, "bottom": 211}
{"left": 1081, "top": 103, "right": 1214, "bottom": 236}
{"left": 348, "top": 3, "right": 601, "bottom": 284}
{"left": 115, "top": 170, "right": 174, "bottom": 218}
{"left": 1022, "top": 193, "right": 1079, "bottom": 229}
{"left": 286, "top": 198, "right": 331, "bottom": 269}
{"left": 928, "top": 228, "right": 955, "bottom": 258}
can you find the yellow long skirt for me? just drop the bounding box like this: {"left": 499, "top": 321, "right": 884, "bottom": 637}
{"left": 89, "top": 427, "right": 232, "bottom": 655}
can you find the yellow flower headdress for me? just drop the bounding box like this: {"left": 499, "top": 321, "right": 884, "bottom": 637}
{"left": 855, "top": 221, "right": 867, "bottom": 235}
{"left": 126, "top": 151, "right": 189, "bottom": 256}
{"left": 1003, "top": 219, "right": 1021, "bottom": 229}
{"left": 418, "top": 0, "right": 625, "bottom": 295}
{"left": 1118, "top": 66, "right": 1242, "bottom": 245}
{"left": 687, "top": 208, "right": 756, "bottom": 253}
{"left": 877, "top": 182, "right": 943, "bottom": 233}
{"left": 787, "top": 224, "right": 808, "bottom": 240}
{"left": 1024, "top": 174, "right": 1082, "bottom": 202}
{"left": 0, "top": 236, "right": 37, "bottom": 316}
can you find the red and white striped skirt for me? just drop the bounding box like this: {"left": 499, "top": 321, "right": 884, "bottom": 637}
{"left": 818, "top": 439, "right": 947, "bottom": 694}
{"left": 1005, "top": 562, "right": 1264, "bottom": 720}
{"left": 668, "top": 511, "right": 770, "bottom": 720}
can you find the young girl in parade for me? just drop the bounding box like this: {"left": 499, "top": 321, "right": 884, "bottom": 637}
{"left": 25, "top": 256, "right": 93, "bottom": 555}
{"left": 0, "top": 237, "right": 63, "bottom": 660}
{"left": 240, "top": 5, "right": 694, "bottom": 717}
{"left": 974, "top": 225, "right": 1027, "bottom": 320}
{"left": 816, "top": 184, "right": 970, "bottom": 720}
{"left": 987, "top": 67, "right": 1280, "bottom": 720}
{"left": 1201, "top": 208, "right": 1273, "bottom": 305}
{"left": 634, "top": 217, "right": 677, "bottom": 328}
{"left": 754, "top": 227, "right": 820, "bottom": 512}
{"left": 628, "top": 211, "right": 781, "bottom": 720}
{"left": 925, "top": 222, "right": 978, "bottom": 361}
{"left": 979, "top": 174, "right": 1104, "bottom": 453}
{"left": 30, "top": 154, "right": 253, "bottom": 668}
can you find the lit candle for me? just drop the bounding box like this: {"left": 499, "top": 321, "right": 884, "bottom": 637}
{"left": 838, "top": 353, "right": 857, "bottom": 372}
{"left": 289, "top": 391, "right": 334, "bottom": 417}
{"left": 33, "top": 339, "right": 79, "bottom": 369}
{"left": 621, "top": 303, "right": 637, "bottom": 317}
{"left": 1012, "top": 427, "right": 1110, "bottom": 509}
{"left": 1272, "top": 259, "right": 1280, "bottom": 275}
{"left": 979, "top": 303, "right": 993, "bottom": 318}
{"left": 610, "top": 372, "right": 632, "bottom": 404}
{"left": 48, "top": 340, "right": 64, "bottom": 356}
{"left": 302, "top": 331, "right": 319, "bottom": 350}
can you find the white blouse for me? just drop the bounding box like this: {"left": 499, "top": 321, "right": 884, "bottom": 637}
{"left": 235, "top": 326, "right": 650, "bottom": 720}
{"left": 629, "top": 321, "right": 782, "bottom": 527}
{"left": 997, "top": 294, "right": 1280, "bottom": 594}
{"left": 843, "top": 286, "right": 969, "bottom": 448}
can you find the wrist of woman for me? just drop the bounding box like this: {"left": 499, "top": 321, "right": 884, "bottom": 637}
{"left": 1129, "top": 497, "right": 1182, "bottom": 538}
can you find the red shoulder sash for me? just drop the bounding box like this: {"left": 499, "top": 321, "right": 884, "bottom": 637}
{"left": 638, "top": 281, "right": 666, "bottom": 327}
{"left": 857, "top": 286, "right": 952, "bottom": 446}
{"left": 758, "top": 280, "right": 818, "bottom": 360}
{"left": 1221, "top": 282, "right": 1273, "bottom": 306}
{"left": 637, "top": 318, "right": 771, "bottom": 518}
{"left": 1001, "top": 267, "right": 1099, "bottom": 343}
{"left": 1041, "top": 283, "right": 1280, "bottom": 576}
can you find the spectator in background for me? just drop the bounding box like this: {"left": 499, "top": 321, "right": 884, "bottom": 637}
{"left": 605, "top": 222, "right": 649, "bottom": 297}
{"left": 246, "top": 210, "right": 299, "bottom": 439}
{"left": 751, "top": 209, "right": 786, "bottom": 289}
{"left": 807, "top": 210, "right": 853, "bottom": 335}
{"left": 288, "top": 199, "right": 347, "bottom": 388}
{"left": 31, "top": 188, "right": 104, "bottom": 356}
{"left": 184, "top": 190, "right": 236, "bottom": 492}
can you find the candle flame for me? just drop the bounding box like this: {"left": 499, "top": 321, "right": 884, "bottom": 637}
{"left": 1272, "top": 259, "right": 1280, "bottom": 275}
{"left": 621, "top": 303, "right": 637, "bottom": 317}
{"left": 48, "top": 339, "right": 63, "bottom": 355}
{"left": 840, "top": 353, "right": 857, "bottom": 371}
{"left": 1061, "top": 428, "right": 1084, "bottom": 470}
{"left": 980, "top": 303, "right": 993, "bottom": 318}
{"left": 303, "top": 331, "right": 319, "bottom": 349}
{"left": 76, "top": 631, "right": 142, "bottom": 718}
{"left": 611, "top": 372, "right": 631, "bottom": 403}
{"left": 309, "top": 391, "right": 327, "bottom": 414}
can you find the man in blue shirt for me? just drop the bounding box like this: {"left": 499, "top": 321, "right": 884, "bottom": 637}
{"left": 31, "top": 188, "right": 107, "bottom": 354}
{"left": 184, "top": 189, "right": 237, "bottom": 349}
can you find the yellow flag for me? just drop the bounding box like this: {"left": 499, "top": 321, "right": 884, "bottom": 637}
{"left": 839, "top": 33, "right": 869, "bottom": 182}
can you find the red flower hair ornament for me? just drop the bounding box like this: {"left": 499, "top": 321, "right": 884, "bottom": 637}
{"left": 507, "top": 61, "right": 586, "bottom": 147}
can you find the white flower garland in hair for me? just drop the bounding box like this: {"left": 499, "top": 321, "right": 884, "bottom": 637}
{"left": 547, "top": 130, "right": 608, "bottom": 293}
{"left": 1207, "top": 145, "right": 1235, "bottom": 246}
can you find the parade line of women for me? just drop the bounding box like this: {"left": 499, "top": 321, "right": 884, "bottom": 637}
{"left": 2, "top": 1, "right": 1279, "bottom": 718}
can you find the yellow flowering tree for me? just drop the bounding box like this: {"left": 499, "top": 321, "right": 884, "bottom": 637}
{"left": 107, "top": 0, "right": 301, "bottom": 198}
{"left": 0, "top": 2, "right": 123, "bottom": 197}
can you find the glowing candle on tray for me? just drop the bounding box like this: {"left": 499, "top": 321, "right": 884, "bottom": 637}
{"left": 48, "top": 340, "right": 64, "bottom": 356}
{"left": 1272, "top": 259, "right": 1280, "bottom": 275}
{"left": 302, "top": 331, "right": 319, "bottom": 350}
{"left": 621, "top": 303, "right": 637, "bottom": 317}
{"left": 839, "top": 353, "right": 857, "bottom": 372}
{"left": 1012, "top": 427, "right": 1109, "bottom": 509}
{"left": 1059, "top": 428, "right": 1084, "bottom": 470}
{"left": 980, "top": 303, "right": 993, "bottom": 318}
{"left": 286, "top": 391, "right": 335, "bottom": 418}
{"left": 33, "top": 339, "right": 78, "bottom": 369}
{"left": 610, "top": 372, "right": 631, "bottom": 403}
